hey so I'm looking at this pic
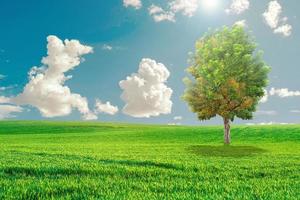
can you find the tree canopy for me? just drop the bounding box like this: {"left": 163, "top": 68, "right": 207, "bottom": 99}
{"left": 183, "top": 26, "right": 270, "bottom": 143}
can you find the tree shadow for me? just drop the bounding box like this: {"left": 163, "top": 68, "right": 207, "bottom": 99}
{"left": 188, "top": 145, "right": 267, "bottom": 158}
{"left": 2, "top": 166, "right": 93, "bottom": 177}
{"left": 7, "top": 151, "right": 183, "bottom": 173}
{"left": 1, "top": 159, "right": 182, "bottom": 178}
{"left": 98, "top": 159, "right": 183, "bottom": 170}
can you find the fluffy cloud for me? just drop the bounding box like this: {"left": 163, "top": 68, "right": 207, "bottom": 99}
{"left": 274, "top": 24, "right": 292, "bottom": 37}
{"left": 259, "top": 89, "right": 269, "bottom": 103}
{"left": 263, "top": 1, "right": 281, "bottom": 29}
{"left": 11, "top": 35, "right": 97, "bottom": 120}
{"left": 169, "top": 0, "right": 199, "bottom": 17}
{"left": 148, "top": 0, "right": 198, "bottom": 22}
{"left": 0, "top": 105, "right": 23, "bottom": 119}
{"left": 263, "top": 1, "right": 292, "bottom": 37}
{"left": 119, "top": 58, "right": 173, "bottom": 118}
{"left": 234, "top": 19, "right": 247, "bottom": 27}
{"left": 259, "top": 88, "right": 300, "bottom": 102}
{"left": 95, "top": 99, "right": 118, "bottom": 115}
{"left": 123, "top": 0, "right": 142, "bottom": 9}
{"left": 148, "top": 5, "right": 175, "bottom": 22}
{"left": 269, "top": 88, "right": 300, "bottom": 98}
{"left": 226, "top": 0, "right": 250, "bottom": 14}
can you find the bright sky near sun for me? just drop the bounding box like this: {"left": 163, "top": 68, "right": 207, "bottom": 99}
{"left": 0, "top": 0, "right": 299, "bottom": 125}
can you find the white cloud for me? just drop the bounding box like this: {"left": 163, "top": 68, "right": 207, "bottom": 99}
{"left": 269, "top": 88, "right": 300, "bottom": 98}
{"left": 149, "top": 5, "right": 175, "bottom": 22}
{"left": 119, "top": 58, "right": 173, "bottom": 118}
{"left": 0, "top": 74, "right": 5, "bottom": 80}
{"left": 174, "top": 116, "right": 183, "bottom": 120}
{"left": 234, "top": 19, "right": 247, "bottom": 27}
{"left": 102, "top": 44, "right": 113, "bottom": 51}
{"left": 11, "top": 35, "right": 97, "bottom": 120}
{"left": 226, "top": 0, "right": 250, "bottom": 15}
{"left": 263, "top": 0, "right": 281, "bottom": 29}
{"left": 123, "top": 0, "right": 142, "bottom": 9}
{"left": 274, "top": 24, "right": 292, "bottom": 37}
{"left": 148, "top": 0, "right": 199, "bottom": 23}
{"left": 259, "top": 89, "right": 269, "bottom": 103}
{"left": 0, "top": 105, "right": 23, "bottom": 119}
{"left": 246, "top": 122, "right": 293, "bottom": 126}
{"left": 168, "top": 122, "right": 181, "bottom": 126}
{"left": 0, "top": 96, "right": 10, "bottom": 104}
{"left": 0, "top": 85, "right": 16, "bottom": 92}
{"left": 263, "top": 1, "right": 292, "bottom": 37}
{"left": 95, "top": 99, "right": 118, "bottom": 115}
{"left": 169, "top": 0, "right": 199, "bottom": 17}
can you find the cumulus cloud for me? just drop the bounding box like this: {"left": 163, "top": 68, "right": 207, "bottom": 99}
{"left": 123, "top": 0, "right": 142, "bottom": 9}
{"left": 119, "top": 58, "right": 173, "bottom": 118}
{"left": 263, "top": 1, "right": 281, "bottom": 29}
{"left": 0, "top": 105, "right": 23, "bottom": 119}
{"left": 226, "top": 0, "right": 250, "bottom": 15}
{"left": 274, "top": 24, "right": 292, "bottom": 37}
{"left": 11, "top": 35, "right": 97, "bottom": 120}
{"left": 259, "top": 89, "right": 269, "bottom": 103}
{"left": 95, "top": 99, "right": 118, "bottom": 115}
{"left": 148, "top": 0, "right": 198, "bottom": 22}
{"left": 234, "top": 19, "right": 247, "bottom": 27}
{"left": 269, "top": 88, "right": 300, "bottom": 98}
{"left": 169, "top": 0, "right": 199, "bottom": 17}
{"left": 148, "top": 5, "right": 175, "bottom": 22}
{"left": 263, "top": 1, "right": 292, "bottom": 37}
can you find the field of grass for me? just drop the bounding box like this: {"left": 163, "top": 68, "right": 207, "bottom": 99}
{"left": 0, "top": 121, "right": 299, "bottom": 199}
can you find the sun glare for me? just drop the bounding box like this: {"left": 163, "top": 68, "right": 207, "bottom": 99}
{"left": 201, "top": 0, "right": 219, "bottom": 11}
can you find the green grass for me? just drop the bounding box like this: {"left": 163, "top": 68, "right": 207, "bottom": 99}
{"left": 0, "top": 121, "right": 299, "bottom": 199}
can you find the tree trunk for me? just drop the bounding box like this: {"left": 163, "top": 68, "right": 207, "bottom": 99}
{"left": 223, "top": 118, "right": 231, "bottom": 145}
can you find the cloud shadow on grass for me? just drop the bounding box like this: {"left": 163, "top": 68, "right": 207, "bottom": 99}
{"left": 188, "top": 145, "right": 267, "bottom": 158}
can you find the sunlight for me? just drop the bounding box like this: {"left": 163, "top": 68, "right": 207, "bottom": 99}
{"left": 201, "top": 0, "right": 220, "bottom": 11}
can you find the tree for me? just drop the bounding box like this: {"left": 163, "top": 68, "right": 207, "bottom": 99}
{"left": 183, "top": 26, "right": 270, "bottom": 145}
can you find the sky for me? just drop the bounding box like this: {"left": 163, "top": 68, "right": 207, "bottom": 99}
{"left": 0, "top": 0, "right": 299, "bottom": 125}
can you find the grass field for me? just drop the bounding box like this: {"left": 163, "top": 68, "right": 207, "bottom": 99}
{"left": 0, "top": 121, "right": 299, "bottom": 199}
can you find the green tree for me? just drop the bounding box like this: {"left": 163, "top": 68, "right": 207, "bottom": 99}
{"left": 183, "top": 26, "right": 270, "bottom": 145}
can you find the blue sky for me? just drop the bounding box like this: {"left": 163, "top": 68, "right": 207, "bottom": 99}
{"left": 0, "top": 0, "right": 299, "bottom": 125}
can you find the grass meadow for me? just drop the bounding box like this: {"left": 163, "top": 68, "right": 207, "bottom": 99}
{"left": 0, "top": 121, "right": 299, "bottom": 199}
